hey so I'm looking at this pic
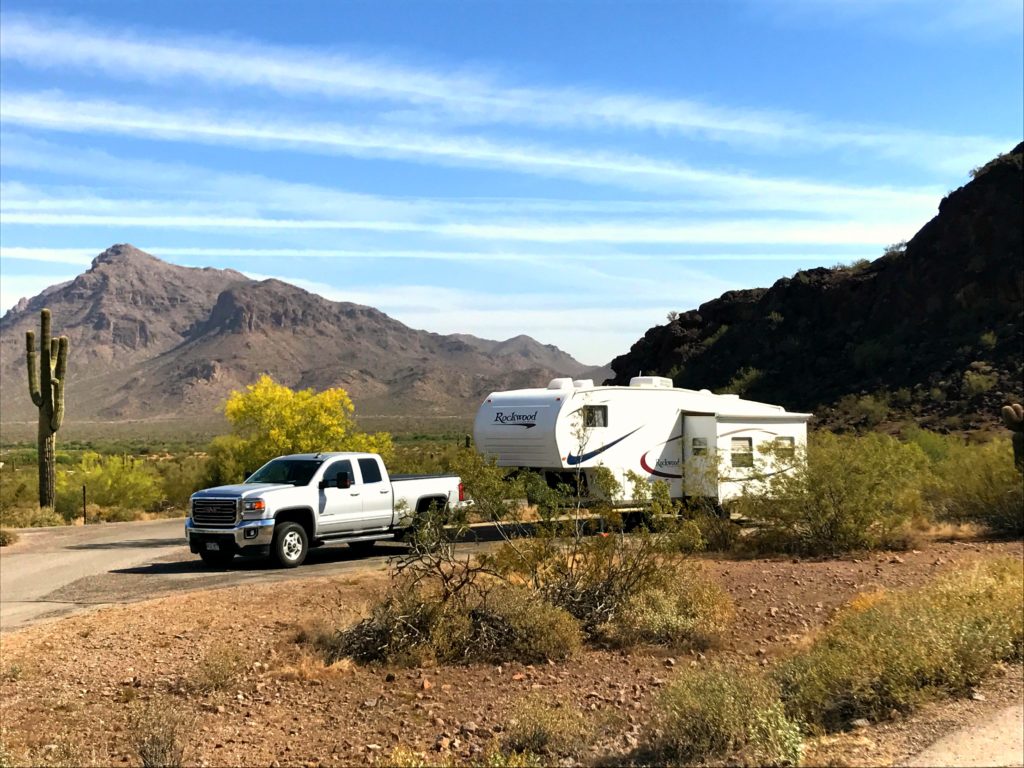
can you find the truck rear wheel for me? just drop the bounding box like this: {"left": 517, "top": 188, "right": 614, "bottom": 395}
{"left": 272, "top": 522, "right": 308, "bottom": 568}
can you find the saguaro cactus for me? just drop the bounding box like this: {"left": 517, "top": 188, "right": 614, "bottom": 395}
{"left": 26, "top": 309, "right": 69, "bottom": 508}
{"left": 1001, "top": 403, "right": 1024, "bottom": 472}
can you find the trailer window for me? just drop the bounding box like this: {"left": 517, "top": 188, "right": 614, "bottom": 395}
{"left": 774, "top": 436, "right": 795, "bottom": 459}
{"left": 582, "top": 405, "right": 608, "bottom": 428}
{"left": 692, "top": 438, "right": 708, "bottom": 456}
{"left": 731, "top": 437, "right": 753, "bottom": 468}
{"left": 358, "top": 457, "right": 383, "bottom": 484}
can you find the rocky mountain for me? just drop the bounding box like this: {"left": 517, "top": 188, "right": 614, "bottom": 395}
{"left": 609, "top": 143, "right": 1024, "bottom": 432}
{"left": 0, "top": 245, "right": 598, "bottom": 427}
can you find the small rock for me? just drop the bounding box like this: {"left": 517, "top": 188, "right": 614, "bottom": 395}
{"left": 512, "top": 673, "right": 526, "bottom": 681}
{"left": 362, "top": 699, "right": 378, "bottom": 709}
{"left": 435, "top": 737, "right": 451, "bottom": 751}
{"left": 384, "top": 672, "right": 396, "bottom": 683}
{"left": 461, "top": 721, "right": 478, "bottom": 735}
{"left": 852, "top": 718, "right": 871, "bottom": 729}
{"left": 970, "top": 692, "right": 986, "bottom": 702}
{"left": 769, "top": 607, "right": 780, "bottom": 617}
{"left": 421, "top": 678, "right": 433, "bottom": 691}
{"left": 365, "top": 744, "right": 382, "bottom": 752}
{"left": 889, "top": 555, "right": 905, "bottom": 564}
{"left": 434, "top": 717, "right": 446, "bottom": 727}
{"left": 664, "top": 657, "right": 676, "bottom": 668}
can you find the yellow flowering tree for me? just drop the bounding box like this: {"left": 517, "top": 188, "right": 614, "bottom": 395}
{"left": 207, "top": 375, "right": 393, "bottom": 484}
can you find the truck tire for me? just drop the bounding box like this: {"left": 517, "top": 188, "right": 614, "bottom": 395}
{"left": 271, "top": 521, "right": 308, "bottom": 568}
{"left": 199, "top": 549, "right": 235, "bottom": 567}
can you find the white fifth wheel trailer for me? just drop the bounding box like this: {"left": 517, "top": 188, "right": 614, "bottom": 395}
{"left": 473, "top": 376, "right": 812, "bottom": 504}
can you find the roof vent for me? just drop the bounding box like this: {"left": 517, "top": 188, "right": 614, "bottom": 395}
{"left": 547, "top": 377, "right": 574, "bottom": 390}
{"left": 629, "top": 376, "right": 674, "bottom": 389}
{"left": 572, "top": 379, "right": 594, "bottom": 389}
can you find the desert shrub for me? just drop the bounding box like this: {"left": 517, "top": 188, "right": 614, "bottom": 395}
{"left": 0, "top": 529, "right": 16, "bottom": 547}
{"left": 191, "top": 643, "right": 248, "bottom": 692}
{"left": 737, "top": 432, "right": 929, "bottom": 555}
{"left": 54, "top": 452, "right": 163, "bottom": 520}
{"left": 156, "top": 455, "right": 210, "bottom": 510}
{"left": 0, "top": 506, "right": 63, "bottom": 528}
{"left": 644, "top": 664, "right": 802, "bottom": 766}
{"left": 720, "top": 367, "right": 762, "bottom": 396}
{"left": 688, "top": 510, "right": 740, "bottom": 552}
{"left": 128, "top": 698, "right": 193, "bottom": 768}
{"left": 776, "top": 559, "right": 1023, "bottom": 732}
{"left": 386, "top": 745, "right": 544, "bottom": 767}
{"left": 979, "top": 330, "right": 998, "bottom": 350}
{"left": 962, "top": 369, "right": 998, "bottom": 397}
{"left": 836, "top": 392, "right": 890, "bottom": 427}
{"left": 328, "top": 583, "right": 581, "bottom": 667}
{"left": 602, "top": 564, "right": 732, "bottom": 649}
{"left": 924, "top": 438, "right": 1023, "bottom": 536}
{"left": 502, "top": 695, "right": 590, "bottom": 757}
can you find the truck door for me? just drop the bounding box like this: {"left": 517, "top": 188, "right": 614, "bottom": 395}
{"left": 356, "top": 456, "right": 394, "bottom": 530}
{"left": 317, "top": 459, "right": 362, "bottom": 535}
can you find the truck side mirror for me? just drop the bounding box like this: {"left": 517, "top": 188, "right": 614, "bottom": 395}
{"left": 338, "top": 473, "right": 352, "bottom": 489}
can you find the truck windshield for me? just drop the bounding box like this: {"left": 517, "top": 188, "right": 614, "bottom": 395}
{"left": 246, "top": 459, "right": 322, "bottom": 486}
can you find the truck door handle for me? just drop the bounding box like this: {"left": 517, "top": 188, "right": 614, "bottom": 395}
{"left": 350, "top": 492, "right": 360, "bottom": 496}
{"left": 379, "top": 489, "right": 390, "bottom": 494}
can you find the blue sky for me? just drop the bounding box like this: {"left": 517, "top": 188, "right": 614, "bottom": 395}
{"left": 1, "top": 1, "right": 1021, "bottom": 364}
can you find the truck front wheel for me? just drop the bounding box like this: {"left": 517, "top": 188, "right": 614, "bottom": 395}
{"left": 272, "top": 522, "right": 308, "bottom": 568}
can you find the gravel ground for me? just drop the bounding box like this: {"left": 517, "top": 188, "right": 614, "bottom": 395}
{"left": 0, "top": 538, "right": 1020, "bottom": 767}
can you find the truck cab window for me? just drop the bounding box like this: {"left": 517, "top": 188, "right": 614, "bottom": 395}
{"left": 358, "top": 457, "right": 383, "bottom": 484}
{"left": 582, "top": 405, "right": 608, "bottom": 428}
{"left": 731, "top": 437, "right": 754, "bottom": 468}
{"left": 322, "top": 460, "right": 353, "bottom": 487}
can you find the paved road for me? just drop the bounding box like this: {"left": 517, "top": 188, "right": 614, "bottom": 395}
{"left": 0, "top": 518, "right": 408, "bottom": 633}
{"left": 905, "top": 704, "right": 1024, "bottom": 768}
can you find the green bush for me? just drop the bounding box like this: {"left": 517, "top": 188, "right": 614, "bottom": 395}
{"left": 0, "top": 529, "right": 17, "bottom": 547}
{"left": 502, "top": 695, "right": 590, "bottom": 757}
{"left": 54, "top": 452, "right": 163, "bottom": 520}
{"left": 776, "top": 559, "right": 1023, "bottom": 733}
{"left": 156, "top": 455, "right": 210, "bottom": 510}
{"left": 738, "top": 432, "right": 928, "bottom": 555}
{"left": 925, "top": 438, "right": 1023, "bottom": 536}
{"left": 644, "top": 664, "right": 802, "bottom": 766}
{"left": 719, "top": 367, "right": 762, "bottom": 396}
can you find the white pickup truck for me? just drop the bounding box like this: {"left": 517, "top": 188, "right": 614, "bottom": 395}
{"left": 185, "top": 452, "right": 463, "bottom": 568}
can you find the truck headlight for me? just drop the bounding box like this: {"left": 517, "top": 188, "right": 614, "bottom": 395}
{"left": 242, "top": 499, "right": 267, "bottom": 519}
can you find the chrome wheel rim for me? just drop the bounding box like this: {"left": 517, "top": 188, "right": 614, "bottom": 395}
{"left": 282, "top": 531, "right": 303, "bottom": 561}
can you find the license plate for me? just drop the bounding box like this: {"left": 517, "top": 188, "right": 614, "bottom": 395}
{"left": 205, "top": 542, "right": 220, "bottom": 551}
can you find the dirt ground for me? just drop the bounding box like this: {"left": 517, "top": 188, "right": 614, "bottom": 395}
{"left": 0, "top": 538, "right": 1021, "bottom": 767}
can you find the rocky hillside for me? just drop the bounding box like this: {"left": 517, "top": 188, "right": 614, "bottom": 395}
{"left": 0, "top": 245, "right": 594, "bottom": 426}
{"left": 610, "top": 143, "right": 1024, "bottom": 432}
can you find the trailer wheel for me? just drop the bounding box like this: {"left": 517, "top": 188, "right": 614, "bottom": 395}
{"left": 271, "top": 521, "right": 308, "bottom": 568}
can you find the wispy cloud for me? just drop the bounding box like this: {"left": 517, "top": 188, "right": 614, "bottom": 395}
{"left": 1, "top": 93, "right": 943, "bottom": 220}
{"left": 0, "top": 13, "right": 1010, "bottom": 174}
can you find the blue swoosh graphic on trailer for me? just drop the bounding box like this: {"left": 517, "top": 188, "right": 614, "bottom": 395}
{"left": 566, "top": 427, "right": 643, "bottom": 465}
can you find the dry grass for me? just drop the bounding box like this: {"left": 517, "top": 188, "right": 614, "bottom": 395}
{"left": 776, "top": 558, "right": 1024, "bottom": 733}
{"left": 502, "top": 695, "right": 591, "bottom": 757}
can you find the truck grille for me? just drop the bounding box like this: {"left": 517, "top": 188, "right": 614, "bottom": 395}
{"left": 192, "top": 498, "right": 238, "bottom": 528}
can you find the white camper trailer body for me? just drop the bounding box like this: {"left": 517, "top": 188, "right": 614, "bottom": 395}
{"left": 473, "top": 376, "right": 812, "bottom": 503}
